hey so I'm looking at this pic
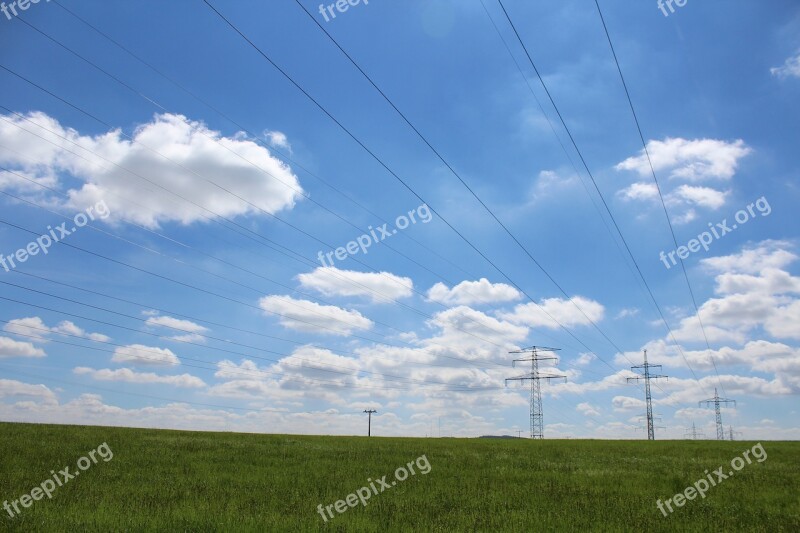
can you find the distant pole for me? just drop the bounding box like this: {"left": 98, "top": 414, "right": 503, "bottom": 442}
{"left": 364, "top": 409, "right": 376, "bottom": 437}
{"left": 517, "top": 430, "right": 522, "bottom": 439}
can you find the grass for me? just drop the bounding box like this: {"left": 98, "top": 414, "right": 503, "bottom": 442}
{"left": 0, "top": 422, "right": 798, "bottom": 531}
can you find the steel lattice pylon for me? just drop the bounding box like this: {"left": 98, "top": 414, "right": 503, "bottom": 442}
{"left": 506, "top": 346, "right": 566, "bottom": 439}
{"left": 628, "top": 350, "right": 668, "bottom": 440}
{"left": 699, "top": 389, "right": 736, "bottom": 440}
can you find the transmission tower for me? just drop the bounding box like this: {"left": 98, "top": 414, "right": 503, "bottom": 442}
{"left": 636, "top": 414, "right": 665, "bottom": 435}
{"left": 699, "top": 388, "right": 736, "bottom": 440}
{"left": 728, "top": 426, "right": 743, "bottom": 441}
{"left": 684, "top": 422, "right": 705, "bottom": 440}
{"left": 627, "top": 350, "right": 668, "bottom": 440}
{"left": 506, "top": 346, "right": 566, "bottom": 439}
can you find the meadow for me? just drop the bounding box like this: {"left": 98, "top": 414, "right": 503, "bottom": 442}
{"left": 0, "top": 422, "right": 797, "bottom": 531}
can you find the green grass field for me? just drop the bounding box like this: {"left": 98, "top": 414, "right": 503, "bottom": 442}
{"left": 0, "top": 422, "right": 798, "bottom": 531}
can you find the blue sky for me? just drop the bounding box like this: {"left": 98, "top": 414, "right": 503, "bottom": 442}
{"left": 0, "top": 0, "right": 798, "bottom": 439}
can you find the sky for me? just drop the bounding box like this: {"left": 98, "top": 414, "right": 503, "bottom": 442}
{"left": 0, "top": 0, "right": 798, "bottom": 440}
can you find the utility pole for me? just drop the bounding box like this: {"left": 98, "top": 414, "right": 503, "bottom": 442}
{"left": 684, "top": 422, "right": 705, "bottom": 440}
{"left": 699, "top": 388, "right": 736, "bottom": 441}
{"left": 363, "top": 409, "right": 376, "bottom": 437}
{"left": 627, "top": 350, "right": 668, "bottom": 440}
{"left": 506, "top": 346, "right": 566, "bottom": 439}
{"left": 728, "top": 426, "right": 742, "bottom": 441}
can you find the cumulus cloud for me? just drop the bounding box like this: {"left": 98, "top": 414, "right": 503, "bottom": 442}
{"left": 701, "top": 240, "right": 796, "bottom": 275}
{"left": 666, "top": 242, "right": 800, "bottom": 344}
{"left": 0, "top": 336, "right": 45, "bottom": 359}
{"left": 264, "top": 130, "right": 291, "bottom": 151}
{"left": 0, "top": 378, "right": 57, "bottom": 404}
{"left": 258, "top": 295, "right": 373, "bottom": 336}
{"left": 497, "top": 296, "right": 604, "bottom": 329}
{"left": 111, "top": 344, "right": 180, "bottom": 366}
{"left": 145, "top": 315, "right": 209, "bottom": 343}
{"left": 619, "top": 182, "right": 658, "bottom": 201}
{"left": 297, "top": 267, "right": 413, "bottom": 303}
{"left": 74, "top": 367, "right": 206, "bottom": 388}
{"left": 669, "top": 184, "right": 728, "bottom": 210}
{"left": 576, "top": 402, "right": 600, "bottom": 417}
{"left": 528, "top": 170, "right": 577, "bottom": 202}
{"left": 427, "top": 278, "right": 521, "bottom": 306}
{"left": 771, "top": 51, "right": 800, "bottom": 79}
{"left": 615, "top": 137, "right": 752, "bottom": 182}
{"left": 3, "top": 316, "right": 109, "bottom": 343}
{"left": 0, "top": 112, "right": 304, "bottom": 228}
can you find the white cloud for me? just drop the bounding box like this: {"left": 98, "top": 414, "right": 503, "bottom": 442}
{"left": 427, "top": 278, "right": 521, "bottom": 306}
{"left": 669, "top": 184, "right": 728, "bottom": 209}
{"left": 0, "top": 336, "right": 45, "bottom": 359}
{"left": 296, "top": 267, "right": 413, "bottom": 303}
{"left": 771, "top": 51, "right": 800, "bottom": 79}
{"left": 0, "top": 379, "right": 57, "bottom": 404}
{"left": 701, "top": 240, "right": 796, "bottom": 275}
{"left": 74, "top": 367, "right": 206, "bottom": 388}
{"left": 0, "top": 112, "right": 304, "bottom": 228}
{"left": 3, "top": 317, "right": 109, "bottom": 343}
{"left": 111, "top": 344, "right": 180, "bottom": 366}
{"left": 498, "top": 296, "right": 604, "bottom": 329}
{"left": 668, "top": 242, "right": 800, "bottom": 344}
{"left": 145, "top": 315, "right": 209, "bottom": 342}
{"left": 258, "top": 295, "right": 373, "bottom": 336}
{"left": 615, "top": 137, "right": 751, "bottom": 182}
{"left": 615, "top": 308, "right": 639, "bottom": 319}
{"left": 576, "top": 402, "right": 600, "bottom": 417}
{"left": 146, "top": 316, "right": 208, "bottom": 333}
{"left": 264, "top": 130, "right": 291, "bottom": 151}
{"left": 528, "top": 170, "right": 577, "bottom": 202}
{"left": 619, "top": 182, "right": 658, "bottom": 201}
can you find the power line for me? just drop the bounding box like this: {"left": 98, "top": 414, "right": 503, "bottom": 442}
{"left": 47, "top": 0, "right": 477, "bottom": 282}
{"left": 290, "top": 0, "right": 640, "bottom": 367}
{"left": 0, "top": 174, "right": 518, "bottom": 355}
{"left": 477, "top": 0, "right": 652, "bottom": 310}
{"left": 0, "top": 105, "right": 544, "bottom": 357}
{"left": 592, "top": 0, "right": 726, "bottom": 397}
{"left": 494, "top": 0, "right": 707, "bottom": 396}
{"left": 200, "top": 0, "right": 647, "bottom": 379}
{"left": 4, "top": 14, "right": 662, "bottom": 394}
{"left": 2, "top": 17, "right": 544, "bottom": 350}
